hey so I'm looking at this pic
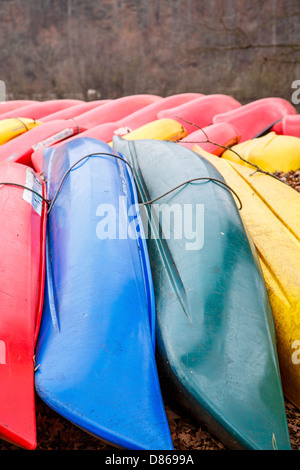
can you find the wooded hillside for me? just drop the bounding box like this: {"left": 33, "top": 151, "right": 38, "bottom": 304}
{"left": 1, "top": 0, "right": 300, "bottom": 103}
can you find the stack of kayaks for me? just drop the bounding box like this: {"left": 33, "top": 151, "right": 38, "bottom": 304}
{"left": 0, "top": 93, "right": 299, "bottom": 451}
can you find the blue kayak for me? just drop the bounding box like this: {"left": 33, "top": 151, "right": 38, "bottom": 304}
{"left": 113, "top": 136, "right": 291, "bottom": 450}
{"left": 34, "top": 137, "right": 173, "bottom": 450}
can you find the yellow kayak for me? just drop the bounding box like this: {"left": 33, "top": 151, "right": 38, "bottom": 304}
{"left": 0, "top": 118, "right": 41, "bottom": 145}
{"left": 221, "top": 131, "right": 300, "bottom": 173}
{"left": 193, "top": 144, "right": 300, "bottom": 410}
{"left": 110, "top": 118, "right": 186, "bottom": 146}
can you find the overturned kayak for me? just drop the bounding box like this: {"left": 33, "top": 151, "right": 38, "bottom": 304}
{"left": 0, "top": 101, "right": 37, "bottom": 115}
{"left": 31, "top": 123, "right": 122, "bottom": 173}
{"left": 178, "top": 122, "right": 241, "bottom": 155}
{"left": 272, "top": 115, "right": 300, "bottom": 138}
{"left": 0, "top": 119, "right": 83, "bottom": 167}
{"left": 213, "top": 97, "right": 297, "bottom": 142}
{"left": 0, "top": 162, "right": 47, "bottom": 449}
{"left": 114, "top": 93, "right": 203, "bottom": 132}
{"left": 193, "top": 145, "right": 300, "bottom": 411}
{"left": 0, "top": 99, "right": 82, "bottom": 121}
{"left": 113, "top": 136, "right": 291, "bottom": 450}
{"left": 110, "top": 118, "right": 187, "bottom": 144}
{"left": 40, "top": 100, "right": 112, "bottom": 122}
{"left": 0, "top": 117, "right": 41, "bottom": 144}
{"left": 34, "top": 137, "right": 173, "bottom": 450}
{"left": 75, "top": 94, "right": 162, "bottom": 129}
{"left": 221, "top": 132, "right": 300, "bottom": 173}
{"left": 157, "top": 94, "right": 241, "bottom": 135}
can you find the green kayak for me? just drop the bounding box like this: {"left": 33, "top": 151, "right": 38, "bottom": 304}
{"left": 113, "top": 136, "right": 291, "bottom": 450}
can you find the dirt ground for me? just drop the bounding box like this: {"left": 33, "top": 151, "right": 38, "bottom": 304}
{"left": 0, "top": 170, "right": 299, "bottom": 452}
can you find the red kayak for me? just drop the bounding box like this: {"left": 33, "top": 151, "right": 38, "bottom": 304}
{"left": 0, "top": 119, "right": 83, "bottom": 167}
{"left": 213, "top": 97, "right": 297, "bottom": 142}
{"left": 31, "top": 122, "right": 120, "bottom": 173}
{"left": 272, "top": 115, "right": 300, "bottom": 138}
{"left": 41, "top": 100, "right": 112, "bottom": 122}
{"left": 178, "top": 122, "right": 241, "bottom": 155}
{"left": 75, "top": 94, "right": 162, "bottom": 129}
{"left": 0, "top": 101, "right": 37, "bottom": 116}
{"left": 114, "top": 93, "right": 204, "bottom": 132}
{"left": 0, "top": 99, "right": 82, "bottom": 121}
{"left": 157, "top": 94, "right": 241, "bottom": 135}
{"left": 0, "top": 162, "right": 47, "bottom": 449}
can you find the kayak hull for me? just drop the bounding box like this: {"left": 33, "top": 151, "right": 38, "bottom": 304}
{"left": 113, "top": 136, "right": 291, "bottom": 450}
{"left": 35, "top": 137, "right": 173, "bottom": 450}
{"left": 0, "top": 162, "right": 47, "bottom": 449}
{"left": 221, "top": 132, "right": 300, "bottom": 173}
{"left": 194, "top": 145, "right": 300, "bottom": 411}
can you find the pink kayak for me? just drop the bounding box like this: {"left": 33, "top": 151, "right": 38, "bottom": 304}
{"left": 157, "top": 94, "right": 241, "bottom": 134}
{"left": 31, "top": 122, "right": 120, "bottom": 173}
{"left": 213, "top": 97, "right": 297, "bottom": 142}
{"left": 0, "top": 99, "right": 82, "bottom": 121}
{"left": 75, "top": 94, "right": 162, "bottom": 129}
{"left": 0, "top": 119, "right": 83, "bottom": 166}
{"left": 272, "top": 115, "right": 300, "bottom": 138}
{"left": 0, "top": 101, "right": 37, "bottom": 116}
{"left": 114, "top": 93, "right": 204, "bottom": 132}
{"left": 178, "top": 122, "right": 241, "bottom": 155}
{"left": 41, "top": 100, "right": 112, "bottom": 122}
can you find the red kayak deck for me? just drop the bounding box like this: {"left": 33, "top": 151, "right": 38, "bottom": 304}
{"left": 0, "top": 162, "right": 47, "bottom": 449}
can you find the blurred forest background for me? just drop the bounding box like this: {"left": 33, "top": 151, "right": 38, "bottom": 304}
{"left": 0, "top": 0, "right": 300, "bottom": 104}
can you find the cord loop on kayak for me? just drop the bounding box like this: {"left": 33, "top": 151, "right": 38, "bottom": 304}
{"left": 47, "top": 152, "right": 134, "bottom": 214}
{"left": 141, "top": 177, "right": 242, "bottom": 210}
{"left": 47, "top": 152, "right": 242, "bottom": 214}
{"left": 0, "top": 182, "right": 50, "bottom": 205}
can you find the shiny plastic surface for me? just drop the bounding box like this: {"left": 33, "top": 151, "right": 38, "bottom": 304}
{"left": 0, "top": 117, "right": 41, "bottom": 144}
{"left": 0, "top": 101, "right": 37, "bottom": 115}
{"left": 0, "top": 119, "right": 83, "bottom": 166}
{"left": 221, "top": 131, "right": 300, "bottom": 173}
{"left": 272, "top": 114, "right": 300, "bottom": 138}
{"left": 157, "top": 94, "right": 241, "bottom": 135}
{"left": 113, "top": 136, "right": 291, "bottom": 450}
{"left": 114, "top": 93, "right": 203, "bottom": 132}
{"left": 76, "top": 94, "right": 162, "bottom": 129}
{"left": 213, "top": 97, "right": 297, "bottom": 142}
{"left": 35, "top": 137, "right": 173, "bottom": 450}
{"left": 0, "top": 162, "right": 47, "bottom": 449}
{"left": 194, "top": 147, "right": 300, "bottom": 411}
{"left": 0, "top": 99, "right": 82, "bottom": 121}
{"left": 41, "top": 100, "right": 112, "bottom": 122}
{"left": 178, "top": 122, "right": 241, "bottom": 155}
